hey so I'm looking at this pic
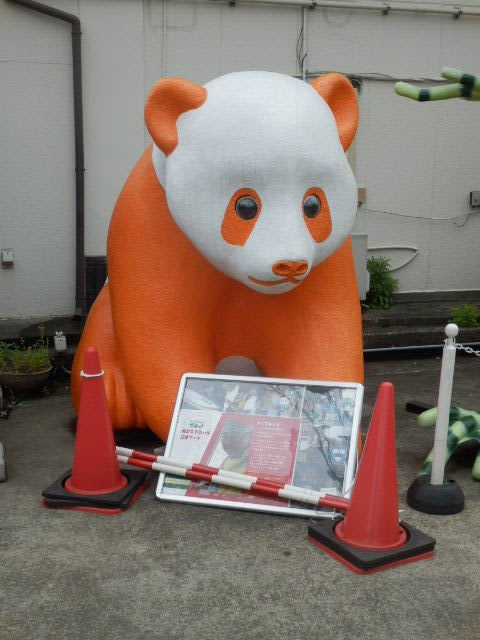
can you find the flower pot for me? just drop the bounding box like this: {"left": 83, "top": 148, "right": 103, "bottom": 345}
{"left": 0, "top": 366, "right": 52, "bottom": 393}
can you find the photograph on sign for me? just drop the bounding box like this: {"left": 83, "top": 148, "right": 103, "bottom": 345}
{"left": 156, "top": 373, "right": 363, "bottom": 517}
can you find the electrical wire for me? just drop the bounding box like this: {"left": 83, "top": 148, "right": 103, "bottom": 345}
{"left": 0, "top": 385, "right": 29, "bottom": 419}
{"left": 295, "top": 16, "right": 305, "bottom": 74}
{"left": 303, "top": 70, "right": 449, "bottom": 84}
{"left": 359, "top": 205, "right": 474, "bottom": 226}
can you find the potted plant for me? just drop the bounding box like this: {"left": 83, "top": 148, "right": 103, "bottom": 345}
{"left": 0, "top": 328, "right": 52, "bottom": 393}
{"left": 366, "top": 256, "right": 399, "bottom": 310}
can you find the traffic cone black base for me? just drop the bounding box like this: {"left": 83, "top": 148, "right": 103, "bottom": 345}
{"left": 42, "top": 469, "right": 148, "bottom": 512}
{"left": 41, "top": 498, "right": 125, "bottom": 515}
{"left": 41, "top": 480, "right": 148, "bottom": 515}
{"left": 42, "top": 347, "right": 149, "bottom": 515}
{"left": 308, "top": 517, "right": 435, "bottom": 575}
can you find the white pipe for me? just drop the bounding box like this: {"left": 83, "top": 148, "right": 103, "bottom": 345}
{"left": 212, "top": 0, "right": 480, "bottom": 18}
{"left": 430, "top": 323, "right": 458, "bottom": 485}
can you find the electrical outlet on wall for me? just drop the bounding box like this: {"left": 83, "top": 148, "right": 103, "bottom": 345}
{"left": 470, "top": 191, "right": 480, "bottom": 208}
{"left": 54, "top": 331, "right": 67, "bottom": 353}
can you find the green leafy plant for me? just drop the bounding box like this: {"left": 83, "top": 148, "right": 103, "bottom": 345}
{"left": 366, "top": 256, "right": 399, "bottom": 310}
{"left": 451, "top": 304, "right": 479, "bottom": 328}
{"left": 0, "top": 327, "right": 51, "bottom": 374}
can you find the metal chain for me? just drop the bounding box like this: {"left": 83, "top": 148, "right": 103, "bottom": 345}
{"left": 452, "top": 342, "right": 480, "bottom": 357}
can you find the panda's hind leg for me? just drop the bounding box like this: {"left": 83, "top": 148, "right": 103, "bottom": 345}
{"left": 71, "top": 283, "right": 146, "bottom": 430}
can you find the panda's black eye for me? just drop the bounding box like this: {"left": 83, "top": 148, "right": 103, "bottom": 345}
{"left": 303, "top": 194, "right": 321, "bottom": 218}
{"left": 235, "top": 196, "right": 258, "bottom": 220}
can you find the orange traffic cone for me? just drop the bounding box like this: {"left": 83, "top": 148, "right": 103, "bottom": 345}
{"left": 335, "top": 382, "right": 405, "bottom": 549}
{"left": 308, "top": 382, "right": 436, "bottom": 574}
{"left": 64, "top": 347, "right": 127, "bottom": 495}
{"left": 42, "top": 347, "right": 148, "bottom": 515}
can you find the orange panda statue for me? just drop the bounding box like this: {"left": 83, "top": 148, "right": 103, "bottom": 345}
{"left": 71, "top": 71, "right": 363, "bottom": 441}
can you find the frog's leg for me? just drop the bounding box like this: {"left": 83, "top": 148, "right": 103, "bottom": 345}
{"left": 395, "top": 81, "right": 468, "bottom": 102}
{"left": 472, "top": 441, "right": 480, "bottom": 480}
{"left": 395, "top": 68, "right": 480, "bottom": 102}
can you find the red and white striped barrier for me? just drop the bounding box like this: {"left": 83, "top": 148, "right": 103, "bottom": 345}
{"left": 117, "top": 446, "right": 306, "bottom": 490}
{"left": 116, "top": 447, "right": 349, "bottom": 512}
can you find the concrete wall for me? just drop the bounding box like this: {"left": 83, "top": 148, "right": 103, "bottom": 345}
{"left": 1, "top": 0, "right": 77, "bottom": 318}
{"left": 1, "top": 0, "right": 480, "bottom": 318}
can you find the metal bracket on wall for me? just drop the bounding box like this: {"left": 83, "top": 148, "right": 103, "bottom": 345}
{"left": 382, "top": 2, "right": 391, "bottom": 14}
{"left": 453, "top": 6, "right": 463, "bottom": 18}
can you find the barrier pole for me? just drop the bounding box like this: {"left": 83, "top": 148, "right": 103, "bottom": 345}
{"left": 430, "top": 323, "right": 458, "bottom": 485}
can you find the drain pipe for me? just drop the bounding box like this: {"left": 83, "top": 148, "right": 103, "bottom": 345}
{"left": 8, "top": 0, "right": 85, "bottom": 320}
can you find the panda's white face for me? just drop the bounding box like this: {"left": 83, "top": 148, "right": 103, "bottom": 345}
{"left": 152, "top": 71, "right": 357, "bottom": 295}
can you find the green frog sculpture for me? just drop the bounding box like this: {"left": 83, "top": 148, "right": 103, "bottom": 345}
{"left": 417, "top": 406, "right": 480, "bottom": 480}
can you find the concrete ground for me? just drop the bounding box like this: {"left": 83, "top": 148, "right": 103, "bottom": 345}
{"left": 1, "top": 356, "right": 480, "bottom": 640}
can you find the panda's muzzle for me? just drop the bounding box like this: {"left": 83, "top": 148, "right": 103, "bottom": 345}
{"left": 272, "top": 260, "right": 308, "bottom": 278}
{"left": 248, "top": 260, "right": 309, "bottom": 287}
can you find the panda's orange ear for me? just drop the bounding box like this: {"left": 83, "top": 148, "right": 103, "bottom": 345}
{"left": 310, "top": 73, "right": 358, "bottom": 151}
{"left": 145, "top": 77, "right": 207, "bottom": 156}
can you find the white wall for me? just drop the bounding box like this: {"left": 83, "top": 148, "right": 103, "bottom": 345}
{"left": 0, "top": 0, "right": 77, "bottom": 318}
{"left": 1, "top": 0, "right": 480, "bottom": 318}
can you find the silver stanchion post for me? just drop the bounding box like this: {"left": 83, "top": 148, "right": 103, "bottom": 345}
{"left": 406, "top": 323, "right": 465, "bottom": 514}
{"left": 430, "top": 324, "right": 458, "bottom": 485}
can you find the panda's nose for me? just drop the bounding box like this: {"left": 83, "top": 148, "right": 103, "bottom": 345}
{"left": 272, "top": 260, "right": 308, "bottom": 278}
